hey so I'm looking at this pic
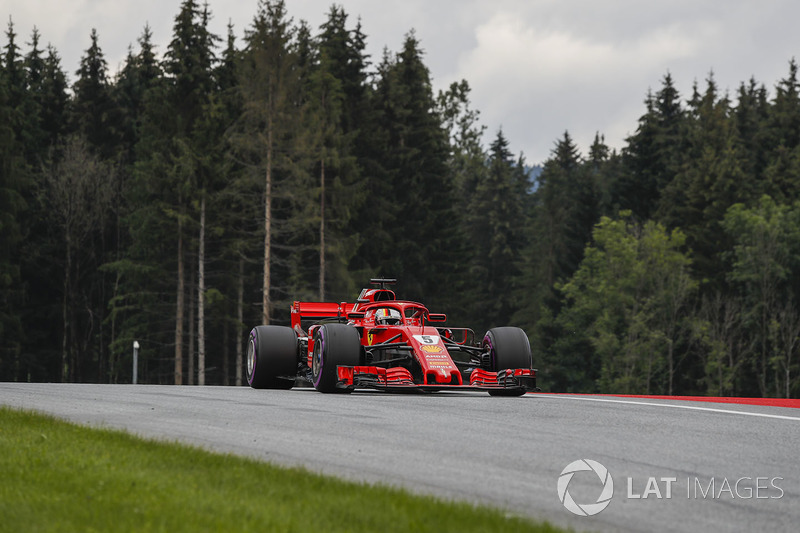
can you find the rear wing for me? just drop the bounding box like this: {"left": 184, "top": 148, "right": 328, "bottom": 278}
{"left": 291, "top": 301, "right": 357, "bottom": 334}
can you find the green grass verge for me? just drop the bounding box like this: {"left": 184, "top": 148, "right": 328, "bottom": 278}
{"left": 0, "top": 406, "right": 565, "bottom": 533}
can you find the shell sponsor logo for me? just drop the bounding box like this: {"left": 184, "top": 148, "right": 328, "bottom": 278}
{"left": 421, "top": 345, "right": 443, "bottom": 354}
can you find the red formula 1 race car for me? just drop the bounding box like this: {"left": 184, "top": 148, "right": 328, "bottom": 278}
{"left": 246, "top": 279, "right": 537, "bottom": 395}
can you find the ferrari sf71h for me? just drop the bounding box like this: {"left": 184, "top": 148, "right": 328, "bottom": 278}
{"left": 246, "top": 279, "right": 537, "bottom": 395}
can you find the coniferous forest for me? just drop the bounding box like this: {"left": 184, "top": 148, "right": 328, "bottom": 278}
{"left": 2, "top": 1, "right": 800, "bottom": 397}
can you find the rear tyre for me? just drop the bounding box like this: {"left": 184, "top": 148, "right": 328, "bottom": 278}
{"left": 247, "top": 325, "right": 297, "bottom": 389}
{"left": 311, "top": 324, "right": 361, "bottom": 393}
{"left": 483, "top": 327, "right": 532, "bottom": 397}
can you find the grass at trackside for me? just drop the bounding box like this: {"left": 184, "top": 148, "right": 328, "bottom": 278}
{"left": 0, "top": 407, "right": 566, "bottom": 533}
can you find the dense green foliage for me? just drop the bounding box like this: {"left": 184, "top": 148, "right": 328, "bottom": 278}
{"left": 0, "top": 406, "right": 560, "bottom": 532}
{"left": 2, "top": 2, "right": 800, "bottom": 397}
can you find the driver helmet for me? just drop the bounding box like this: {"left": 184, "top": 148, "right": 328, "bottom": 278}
{"left": 376, "top": 308, "right": 401, "bottom": 325}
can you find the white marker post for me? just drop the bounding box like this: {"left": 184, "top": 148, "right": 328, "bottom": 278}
{"left": 133, "top": 340, "right": 140, "bottom": 384}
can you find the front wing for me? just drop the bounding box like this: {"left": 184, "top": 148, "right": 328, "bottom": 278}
{"left": 336, "top": 366, "right": 537, "bottom": 393}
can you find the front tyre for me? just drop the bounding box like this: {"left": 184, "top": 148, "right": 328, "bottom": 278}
{"left": 247, "top": 325, "right": 297, "bottom": 389}
{"left": 483, "top": 327, "right": 532, "bottom": 397}
{"left": 311, "top": 324, "right": 361, "bottom": 393}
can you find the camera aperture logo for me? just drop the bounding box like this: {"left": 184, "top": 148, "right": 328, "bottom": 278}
{"left": 558, "top": 459, "right": 614, "bottom": 516}
{"left": 557, "top": 460, "right": 785, "bottom": 517}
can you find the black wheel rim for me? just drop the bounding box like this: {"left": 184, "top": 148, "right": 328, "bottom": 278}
{"left": 312, "top": 335, "right": 323, "bottom": 382}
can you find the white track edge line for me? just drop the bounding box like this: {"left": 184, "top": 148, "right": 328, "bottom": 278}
{"left": 535, "top": 395, "right": 800, "bottom": 421}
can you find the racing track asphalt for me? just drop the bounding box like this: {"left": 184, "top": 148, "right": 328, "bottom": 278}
{"left": 1, "top": 383, "right": 798, "bottom": 533}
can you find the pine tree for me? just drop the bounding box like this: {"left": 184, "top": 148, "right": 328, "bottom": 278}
{"left": 307, "top": 39, "right": 344, "bottom": 300}
{"left": 765, "top": 59, "right": 800, "bottom": 152}
{"left": 514, "top": 132, "right": 599, "bottom": 380}
{"left": 165, "top": 1, "right": 217, "bottom": 132}
{"left": 587, "top": 132, "right": 623, "bottom": 217}
{"left": 334, "top": 18, "right": 377, "bottom": 295}
{"left": 1, "top": 19, "right": 51, "bottom": 381}
{"left": 308, "top": 5, "right": 367, "bottom": 302}
{"left": 230, "top": 0, "right": 306, "bottom": 324}
{"left": 529, "top": 131, "right": 595, "bottom": 290}
{"left": 0, "top": 23, "right": 29, "bottom": 381}
{"left": 215, "top": 22, "right": 239, "bottom": 111}
{"left": 763, "top": 60, "right": 800, "bottom": 203}
{"left": 114, "top": 25, "right": 162, "bottom": 162}
{"left": 3, "top": 19, "right": 25, "bottom": 117}
{"left": 213, "top": 22, "right": 252, "bottom": 385}
{"left": 69, "top": 29, "right": 131, "bottom": 382}
{"left": 165, "top": 0, "right": 218, "bottom": 385}
{"left": 191, "top": 20, "right": 239, "bottom": 386}
{"left": 362, "top": 32, "right": 459, "bottom": 307}
{"left": 345, "top": 48, "right": 394, "bottom": 283}
{"left": 318, "top": 6, "right": 369, "bottom": 133}
{"left": 72, "top": 29, "right": 119, "bottom": 158}
{"left": 3, "top": 19, "right": 40, "bottom": 166}
{"left": 436, "top": 79, "right": 487, "bottom": 325}
{"left": 465, "top": 130, "right": 529, "bottom": 332}
{"left": 102, "top": 26, "right": 165, "bottom": 384}
{"left": 734, "top": 77, "right": 770, "bottom": 184}
{"left": 22, "top": 27, "right": 49, "bottom": 164}
{"left": 437, "top": 80, "right": 485, "bottom": 195}
{"left": 38, "top": 45, "right": 69, "bottom": 149}
{"left": 618, "top": 73, "right": 686, "bottom": 221}
{"left": 658, "top": 75, "right": 750, "bottom": 283}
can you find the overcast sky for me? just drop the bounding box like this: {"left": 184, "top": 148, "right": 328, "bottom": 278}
{"left": 6, "top": 0, "right": 800, "bottom": 164}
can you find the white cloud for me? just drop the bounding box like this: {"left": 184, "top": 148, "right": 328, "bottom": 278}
{"left": 452, "top": 10, "right": 725, "bottom": 162}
